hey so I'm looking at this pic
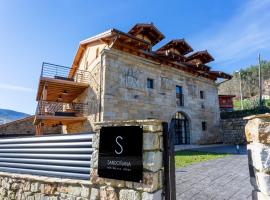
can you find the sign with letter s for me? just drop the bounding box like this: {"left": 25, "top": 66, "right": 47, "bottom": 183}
{"left": 98, "top": 126, "right": 143, "bottom": 182}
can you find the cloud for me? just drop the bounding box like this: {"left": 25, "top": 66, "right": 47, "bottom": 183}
{"left": 192, "top": 0, "right": 270, "bottom": 69}
{"left": 0, "top": 83, "right": 34, "bottom": 92}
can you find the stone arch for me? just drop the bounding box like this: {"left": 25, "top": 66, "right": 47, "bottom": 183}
{"left": 169, "top": 111, "right": 191, "bottom": 145}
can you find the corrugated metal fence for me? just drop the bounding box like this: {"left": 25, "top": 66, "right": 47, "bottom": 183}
{"left": 0, "top": 133, "right": 93, "bottom": 180}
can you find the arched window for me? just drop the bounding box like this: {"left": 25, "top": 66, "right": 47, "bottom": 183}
{"left": 170, "top": 112, "right": 190, "bottom": 144}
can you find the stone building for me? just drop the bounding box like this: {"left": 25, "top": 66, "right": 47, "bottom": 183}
{"left": 0, "top": 116, "right": 61, "bottom": 137}
{"left": 34, "top": 23, "right": 231, "bottom": 144}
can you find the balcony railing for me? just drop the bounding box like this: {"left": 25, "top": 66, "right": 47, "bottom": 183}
{"left": 40, "top": 62, "right": 90, "bottom": 84}
{"left": 36, "top": 101, "right": 88, "bottom": 117}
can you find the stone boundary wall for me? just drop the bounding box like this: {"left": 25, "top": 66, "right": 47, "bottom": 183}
{"left": 0, "top": 119, "right": 164, "bottom": 200}
{"left": 220, "top": 118, "right": 247, "bottom": 144}
{"left": 245, "top": 114, "right": 270, "bottom": 200}
{"left": 0, "top": 172, "right": 91, "bottom": 199}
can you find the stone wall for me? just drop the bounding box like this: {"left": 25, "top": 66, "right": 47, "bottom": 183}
{"left": 245, "top": 114, "right": 270, "bottom": 200}
{"left": 220, "top": 118, "right": 247, "bottom": 144}
{"left": 0, "top": 172, "right": 91, "bottom": 200}
{"left": 91, "top": 119, "right": 164, "bottom": 200}
{"left": 0, "top": 116, "right": 61, "bottom": 136}
{"left": 0, "top": 119, "right": 165, "bottom": 200}
{"left": 102, "top": 49, "right": 220, "bottom": 144}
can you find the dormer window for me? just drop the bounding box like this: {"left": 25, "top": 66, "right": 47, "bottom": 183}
{"left": 128, "top": 23, "right": 165, "bottom": 46}
{"left": 156, "top": 39, "right": 193, "bottom": 56}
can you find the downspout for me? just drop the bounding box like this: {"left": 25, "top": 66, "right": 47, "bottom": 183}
{"left": 99, "top": 52, "right": 104, "bottom": 122}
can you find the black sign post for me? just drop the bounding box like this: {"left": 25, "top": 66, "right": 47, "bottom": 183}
{"left": 163, "top": 122, "right": 176, "bottom": 200}
{"left": 98, "top": 126, "right": 143, "bottom": 182}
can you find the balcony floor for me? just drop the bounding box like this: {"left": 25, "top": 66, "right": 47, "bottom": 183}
{"left": 36, "top": 77, "right": 89, "bottom": 102}
{"left": 34, "top": 115, "right": 87, "bottom": 126}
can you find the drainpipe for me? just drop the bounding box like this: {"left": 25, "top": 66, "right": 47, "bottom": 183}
{"left": 99, "top": 52, "right": 104, "bottom": 122}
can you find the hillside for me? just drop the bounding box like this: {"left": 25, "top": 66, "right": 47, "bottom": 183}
{"left": 218, "top": 60, "right": 270, "bottom": 98}
{"left": 0, "top": 109, "right": 30, "bottom": 125}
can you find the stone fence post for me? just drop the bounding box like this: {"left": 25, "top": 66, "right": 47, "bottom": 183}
{"left": 90, "top": 119, "right": 165, "bottom": 200}
{"left": 245, "top": 114, "right": 270, "bottom": 200}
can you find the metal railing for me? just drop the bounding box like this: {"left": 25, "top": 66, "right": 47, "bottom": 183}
{"left": 36, "top": 101, "right": 88, "bottom": 117}
{"left": 41, "top": 62, "right": 90, "bottom": 84}
{"left": 0, "top": 133, "right": 93, "bottom": 180}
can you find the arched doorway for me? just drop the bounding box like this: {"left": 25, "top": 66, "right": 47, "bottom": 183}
{"left": 170, "top": 112, "right": 190, "bottom": 145}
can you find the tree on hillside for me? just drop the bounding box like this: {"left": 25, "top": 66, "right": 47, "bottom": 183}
{"left": 218, "top": 60, "right": 270, "bottom": 98}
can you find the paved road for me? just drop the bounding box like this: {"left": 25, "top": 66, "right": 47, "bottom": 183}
{"left": 175, "top": 147, "right": 252, "bottom": 200}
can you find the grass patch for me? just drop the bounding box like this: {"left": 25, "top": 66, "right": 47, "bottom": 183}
{"left": 175, "top": 150, "right": 229, "bottom": 168}
{"left": 233, "top": 99, "right": 242, "bottom": 110}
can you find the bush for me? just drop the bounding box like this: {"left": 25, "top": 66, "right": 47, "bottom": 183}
{"left": 220, "top": 107, "right": 270, "bottom": 119}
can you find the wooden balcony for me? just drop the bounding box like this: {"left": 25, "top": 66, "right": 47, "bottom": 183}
{"left": 36, "top": 62, "right": 90, "bottom": 102}
{"left": 34, "top": 101, "right": 88, "bottom": 126}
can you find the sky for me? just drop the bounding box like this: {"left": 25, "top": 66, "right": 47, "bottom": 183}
{"left": 0, "top": 0, "right": 270, "bottom": 114}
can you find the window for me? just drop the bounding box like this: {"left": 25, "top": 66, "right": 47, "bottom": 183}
{"left": 147, "top": 78, "right": 154, "bottom": 89}
{"left": 201, "top": 103, "right": 205, "bottom": 109}
{"left": 176, "top": 85, "right": 184, "bottom": 106}
{"left": 202, "top": 121, "right": 207, "bottom": 131}
{"left": 200, "top": 90, "right": 205, "bottom": 99}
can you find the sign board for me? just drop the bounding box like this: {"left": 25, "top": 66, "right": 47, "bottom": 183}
{"left": 98, "top": 126, "right": 143, "bottom": 182}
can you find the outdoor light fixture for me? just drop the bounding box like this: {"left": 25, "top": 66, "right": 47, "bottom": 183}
{"left": 62, "top": 90, "right": 68, "bottom": 95}
{"left": 57, "top": 95, "right": 63, "bottom": 102}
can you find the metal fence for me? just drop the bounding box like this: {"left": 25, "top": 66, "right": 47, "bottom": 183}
{"left": 41, "top": 62, "right": 91, "bottom": 84}
{"left": 0, "top": 133, "right": 93, "bottom": 180}
{"left": 36, "top": 101, "right": 88, "bottom": 117}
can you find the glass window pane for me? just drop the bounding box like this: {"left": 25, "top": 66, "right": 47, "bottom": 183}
{"left": 176, "top": 86, "right": 182, "bottom": 94}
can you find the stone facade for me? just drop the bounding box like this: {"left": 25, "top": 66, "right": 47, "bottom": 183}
{"left": 220, "top": 118, "right": 247, "bottom": 144}
{"left": 68, "top": 45, "right": 221, "bottom": 144}
{"left": 103, "top": 50, "right": 220, "bottom": 144}
{"left": 0, "top": 116, "right": 61, "bottom": 137}
{"left": 245, "top": 114, "right": 270, "bottom": 200}
{"left": 0, "top": 119, "right": 165, "bottom": 200}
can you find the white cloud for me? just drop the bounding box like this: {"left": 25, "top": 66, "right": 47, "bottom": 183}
{"left": 192, "top": 0, "right": 270, "bottom": 68}
{"left": 0, "top": 83, "right": 34, "bottom": 92}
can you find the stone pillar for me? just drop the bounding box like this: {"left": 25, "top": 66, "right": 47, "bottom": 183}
{"left": 245, "top": 114, "right": 270, "bottom": 200}
{"left": 90, "top": 119, "right": 164, "bottom": 200}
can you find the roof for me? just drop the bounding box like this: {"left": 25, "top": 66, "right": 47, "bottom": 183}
{"left": 218, "top": 95, "right": 236, "bottom": 98}
{"left": 128, "top": 23, "right": 165, "bottom": 46}
{"left": 70, "top": 28, "right": 151, "bottom": 77}
{"left": 155, "top": 50, "right": 186, "bottom": 62}
{"left": 186, "top": 50, "right": 214, "bottom": 64}
{"left": 0, "top": 116, "right": 34, "bottom": 127}
{"left": 156, "top": 39, "right": 193, "bottom": 55}
{"left": 209, "top": 71, "right": 232, "bottom": 79}
{"left": 69, "top": 23, "right": 231, "bottom": 81}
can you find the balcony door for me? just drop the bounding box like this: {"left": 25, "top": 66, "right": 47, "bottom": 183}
{"left": 170, "top": 112, "right": 190, "bottom": 145}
